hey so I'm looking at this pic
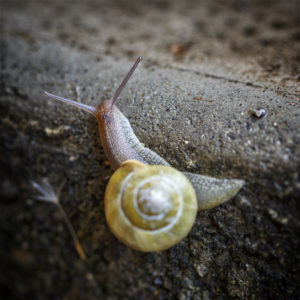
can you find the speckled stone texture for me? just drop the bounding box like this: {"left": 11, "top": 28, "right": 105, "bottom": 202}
{"left": 1, "top": 0, "right": 299, "bottom": 299}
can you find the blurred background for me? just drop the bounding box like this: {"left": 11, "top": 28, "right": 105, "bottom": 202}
{"left": 1, "top": 0, "right": 299, "bottom": 299}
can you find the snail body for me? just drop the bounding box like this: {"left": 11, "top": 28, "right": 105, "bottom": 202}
{"left": 43, "top": 57, "right": 245, "bottom": 251}
{"left": 96, "top": 99, "right": 168, "bottom": 169}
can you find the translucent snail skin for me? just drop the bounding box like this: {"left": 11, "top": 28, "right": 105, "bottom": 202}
{"left": 43, "top": 57, "right": 244, "bottom": 252}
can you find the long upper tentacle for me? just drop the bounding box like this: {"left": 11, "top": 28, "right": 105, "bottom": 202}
{"left": 43, "top": 91, "right": 97, "bottom": 116}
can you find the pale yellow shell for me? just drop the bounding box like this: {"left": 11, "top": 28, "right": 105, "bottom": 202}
{"left": 104, "top": 160, "right": 198, "bottom": 252}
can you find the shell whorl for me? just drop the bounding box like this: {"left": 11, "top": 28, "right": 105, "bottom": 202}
{"left": 104, "top": 160, "right": 197, "bottom": 252}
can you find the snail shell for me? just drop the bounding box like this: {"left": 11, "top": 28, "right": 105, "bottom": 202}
{"left": 104, "top": 160, "right": 198, "bottom": 252}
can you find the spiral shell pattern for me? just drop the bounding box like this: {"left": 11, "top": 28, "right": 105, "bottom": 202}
{"left": 104, "top": 160, "right": 198, "bottom": 252}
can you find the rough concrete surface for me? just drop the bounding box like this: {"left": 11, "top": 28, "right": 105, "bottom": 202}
{"left": 1, "top": 0, "right": 299, "bottom": 299}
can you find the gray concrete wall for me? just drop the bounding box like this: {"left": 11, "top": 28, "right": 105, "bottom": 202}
{"left": 1, "top": 0, "right": 299, "bottom": 299}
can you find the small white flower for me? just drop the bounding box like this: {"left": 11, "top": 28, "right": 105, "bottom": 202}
{"left": 32, "top": 178, "right": 63, "bottom": 203}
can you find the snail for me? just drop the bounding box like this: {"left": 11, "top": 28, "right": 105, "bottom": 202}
{"left": 43, "top": 56, "right": 245, "bottom": 251}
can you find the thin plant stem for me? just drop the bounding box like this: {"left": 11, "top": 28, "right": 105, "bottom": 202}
{"left": 56, "top": 202, "right": 87, "bottom": 260}
{"left": 33, "top": 178, "right": 87, "bottom": 260}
